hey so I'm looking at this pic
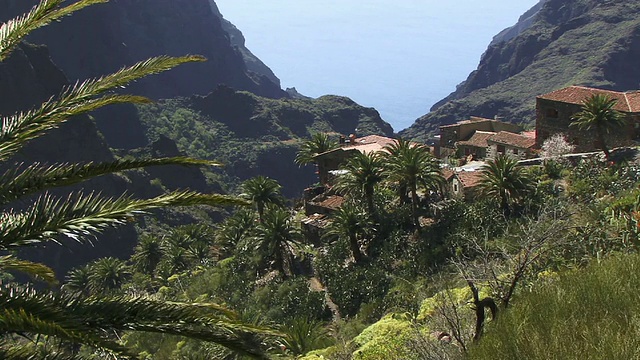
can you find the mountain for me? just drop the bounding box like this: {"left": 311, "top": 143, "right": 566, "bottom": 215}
{"left": 137, "top": 86, "right": 394, "bottom": 198}
{"left": 401, "top": 0, "right": 640, "bottom": 141}
{"left": 0, "top": 0, "right": 287, "bottom": 149}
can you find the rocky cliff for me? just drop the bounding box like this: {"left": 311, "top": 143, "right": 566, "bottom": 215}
{"left": 0, "top": 0, "right": 287, "bottom": 149}
{"left": 401, "top": 0, "right": 640, "bottom": 140}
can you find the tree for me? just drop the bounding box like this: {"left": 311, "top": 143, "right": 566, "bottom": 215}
{"left": 131, "top": 234, "right": 164, "bottom": 275}
{"left": 295, "top": 133, "right": 339, "bottom": 185}
{"left": 382, "top": 138, "right": 444, "bottom": 227}
{"left": 323, "top": 203, "right": 372, "bottom": 263}
{"left": 0, "top": 1, "right": 271, "bottom": 358}
{"left": 477, "top": 155, "right": 534, "bottom": 217}
{"left": 252, "top": 207, "right": 303, "bottom": 277}
{"left": 334, "top": 152, "right": 385, "bottom": 217}
{"left": 571, "top": 94, "right": 626, "bottom": 158}
{"left": 240, "top": 176, "right": 285, "bottom": 222}
{"left": 87, "top": 257, "right": 131, "bottom": 294}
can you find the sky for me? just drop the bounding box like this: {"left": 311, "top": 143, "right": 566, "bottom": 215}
{"left": 215, "top": 1, "right": 538, "bottom": 131}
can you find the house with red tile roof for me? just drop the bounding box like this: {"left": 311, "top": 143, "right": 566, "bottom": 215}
{"left": 438, "top": 117, "right": 523, "bottom": 158}
{"left": 536, "top": 86, "right": 640, "bottom": 152}
{"left": 487, "top": 131, "right": 536, "bottom": 160}
{"left": 448, "top": 171, "right": 483, "bottom": 200}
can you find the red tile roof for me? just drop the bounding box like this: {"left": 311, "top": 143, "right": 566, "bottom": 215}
{"left": 440, "top": 117, "right": 495, "bottom": 128}
{"left": 317, "top": 195, "right": 344, "bottom": 210}
{"left": 456, "top": 171, "right": 483, "bottom": 188}
{"left": 457, "top": 131, "right": 495, "bottom": 148}
{"left": 538, "top": 86, "right": 640, "bottom": 113}
{"left": 488, "top": 131, "right": 536, "bottom": 149}
{"left": 520, "top": 130, "right": 536, "bottom": 139}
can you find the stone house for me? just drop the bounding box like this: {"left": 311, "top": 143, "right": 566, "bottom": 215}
{"left": 456, "top": 131, "right": 495, "bottom": 159}
{"left": 536, "top": 86, "right": 640, "bottom": 152}
{"left": 486, "top": 131, "right": 536, "bottom": 160}
{"left": 439, "top": 117, "right": 523, "bottom": 158}
{"left": 443, "top": 169, "right": 483, "bottom": 200}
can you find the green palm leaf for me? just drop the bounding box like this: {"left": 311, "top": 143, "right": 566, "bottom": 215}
{"left": 0, "top": 55, "right": 205, "bottom": 161}
{"left": 0, "top": 0, "right": 109, "bottom": 61}
{"left": 0, "top": 191, "right": 248, "bottom": 250}
{"left": 0, "top": 255, "right": 57, "bottom": 284}
{"left": 0, "top": 157, "right": 222, "bottom": 206}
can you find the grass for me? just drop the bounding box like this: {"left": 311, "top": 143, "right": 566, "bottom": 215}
{"left": 468, "top": 253, "right": 640, "bottom": 360}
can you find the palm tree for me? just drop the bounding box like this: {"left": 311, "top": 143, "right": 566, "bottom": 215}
{"left": 63, "top": 265, "right": 91, "bottom": 295}
{"left": 477, "top": 155, "right": 534, "bottom": 217}
{"left": 571, "top": 93, "right": 626, "bottom": 158}
{"left": 334, "top": 152, "right": 385, "bottom": 217}
{"left": 240, "top": 176, "right": 285, "bottom": 222}
{"left": 382, "top": 138, "right": 444, "bottom": 226}
{"left": 295, "top": 133, "right": 339, "bottom": 185}
{"left": 87, "top": 257, "right": 131, "bottom": 294}
{"left": 131, "top": 234, "right": 164, "bottom": 275}
{"left": 0, "top": 1, "right": 272, "bottom": 358}
{"left": 215, "top": 209, "right": 256, "bottom": 258}
{"left": 323, "top": 203, "right": 372, "bottom": 263}
{"left": 253, "top": 207, "right": 302, "bottom": 277}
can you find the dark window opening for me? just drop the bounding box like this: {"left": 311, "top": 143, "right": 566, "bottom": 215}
{"left": 546, "top": 108, "right": 559, "bottom": 118}
{"left": 497, "top": 145, "right": 505, "bottom": 154}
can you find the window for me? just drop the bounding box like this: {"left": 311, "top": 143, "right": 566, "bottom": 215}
{"left": 546, "top": 108, "right": 559, "bottom": 118}
{"left": 497, "top": 145, "right": 505, "bottom": 154}
{"left": 453, "top": 183, "right": 459, "bottom": 193}
{"left": 513, "top": 148, "right": 519, "bottom": 155}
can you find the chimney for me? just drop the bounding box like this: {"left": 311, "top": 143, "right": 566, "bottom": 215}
{"left": 349, "top": 134, "right": 356, "bottom": 143}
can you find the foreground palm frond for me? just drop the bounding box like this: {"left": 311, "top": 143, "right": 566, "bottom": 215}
{"left": 0, "top": 0, "right": 109, "bottom": 61}
{"left": 0, "top": 55, "right": 205, "bottom": 161}
{"left": 0, "top": 284, "right": 274, "bottom": 359}
{"left": 0, "top": 157, "right": 222, "bottom": 206}
{"left": 0, "top": 255, "right": 57, "bottom": 285}
{"left": 0, "top": 190, "right": 248, "bottom": 250}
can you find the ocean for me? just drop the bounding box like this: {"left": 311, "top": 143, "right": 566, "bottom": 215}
{"left": 215, "top": 0, "right": 538, "bottom": 131}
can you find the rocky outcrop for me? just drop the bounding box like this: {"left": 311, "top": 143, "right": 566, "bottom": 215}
{"left": 401, "top": 0, "right": 640, "bottom": 141}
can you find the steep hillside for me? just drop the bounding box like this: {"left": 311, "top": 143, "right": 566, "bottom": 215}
{"left": 0, "top": 0, "right": 287, "bottom": 149}
{"left": 136, "top": 86, "right": 394, "bottom": 197}
{"left": 401, "top": 0, "right": 640, "bottom": 140}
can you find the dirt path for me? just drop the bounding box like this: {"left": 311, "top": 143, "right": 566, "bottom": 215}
{"left": 309, "top": 277, "right": 341, "bottom": 321}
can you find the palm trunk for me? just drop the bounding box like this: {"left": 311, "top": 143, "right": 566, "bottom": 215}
{"left": 597, "top": 128, "right": 610, "bottom": 158}
{"left": 365, "top": 186, "right": 376, "bottom": 218}
{"left": 411, "top": 182, "right": 419, "bottom": 227}
{"left": 349, "top": 233, "right": 363, "bottom": 263}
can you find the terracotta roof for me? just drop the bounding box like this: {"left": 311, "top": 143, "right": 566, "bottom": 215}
{"left": 441, "top": 168, "right": 455, "bottom": 181}
{"left": 342, "top": 135, "right": 399, "bottom": 154}
{"left": 520, "top": 130, "right": 536, "bottom": 139}
{"left": 456, "top": 171, "right": 483, "bottom": 188}
{"left": 457, "top": 131, "right": 495, "bottom": 148}
{"left": 538, "top": 86, "right": 640, "bottom": 113}
{"left": 316, "top": 195, "right": 344, "bottom": 210}
{"left": 488, "top": 131, "right": 536, "bottom": 149}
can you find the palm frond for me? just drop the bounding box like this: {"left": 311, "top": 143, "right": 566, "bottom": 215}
{"left": 0, "top": 0, "right": 109, "bottom": 61}
{"left": 0, "top": 55, "right": 206, "bottom": 161}
{"left": 0, "top": 341, "right": 97, "bottom": 360}
{"left": 0, "top": 255, "right": 57, "bottom": 285}
{"left": 0, "top": 157, "right": 223, "bottom": 206}
{"left": 0, "top": 191, "right": 248, "bottom": 250}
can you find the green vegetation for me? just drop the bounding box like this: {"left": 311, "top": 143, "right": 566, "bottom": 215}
{"left": 571, "top": 93, "right": 626, "bottom": 158}
{"left": 0, "top": 1, "right": 273, "bottom": 358}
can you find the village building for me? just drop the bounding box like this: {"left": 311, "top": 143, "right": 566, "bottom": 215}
{"left": 486, "top": 131, "right": 536, "bottom": 160}
{"left": 438, "top": 117, "right": 524, "bottom": 159}
{"left": 444, "top": 170, "right": 483, "bottom": 200}
{"left": 536, "top": 86, "right": 640, "bottom": 152}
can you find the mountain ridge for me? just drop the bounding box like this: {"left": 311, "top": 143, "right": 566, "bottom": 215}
{"left": 401, "top": 0, "right": 640, "bottom": 140}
